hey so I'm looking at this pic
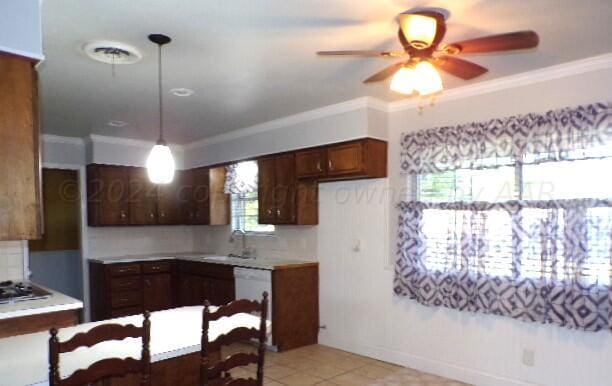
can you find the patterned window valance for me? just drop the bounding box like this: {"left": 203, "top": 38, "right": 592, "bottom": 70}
{"left": 400, "top": 102, "right": 611, "bottom": 174}
{"left": 224, "top": 161, "right": 258, "bottom": 194}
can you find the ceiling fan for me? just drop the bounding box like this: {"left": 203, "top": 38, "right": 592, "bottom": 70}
{"left": 317, "top": 10, "right": 539, "bottom": 96}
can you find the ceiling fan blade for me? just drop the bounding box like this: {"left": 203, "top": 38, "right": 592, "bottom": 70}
{"left": 363, "top": 62, "right": 407, "bottom": 83}
{"left": 449, "top": 30, "right": 539, "bottom": 54}
{"left": 433, "top": 56, "right": 488, "bottom": 80}
{"left": 317, "top": 50, "right": 405, "bottom": 58}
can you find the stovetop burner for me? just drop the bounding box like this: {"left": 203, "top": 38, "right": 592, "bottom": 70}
{"left": 0, "top": 281, "right": 51, "bottom": 304}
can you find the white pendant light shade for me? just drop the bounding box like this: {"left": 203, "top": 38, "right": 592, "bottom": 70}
{"left": 399, "top": 13, "right": 438, "bottom": 49}
{"left": 147, "top": 142, "right": 175, "bottom": 184}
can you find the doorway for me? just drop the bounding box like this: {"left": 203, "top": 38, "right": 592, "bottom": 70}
{"left": 28, "top": 168, "right": 82, "bottom": 299}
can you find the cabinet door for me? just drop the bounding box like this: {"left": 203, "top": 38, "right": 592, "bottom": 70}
{"left": 157, "top": 171, "right": 182, "bottom": 225}
{"left": 128, "top": 168, "right": 158, "bottom": 225}
{"left": 326, "top": 141, "right": 364, "bottom": 176}
{"left": 178, "top": 169, "right": 194, "bottom": 224}
{"left": 192, "top": 167, "right": 211, "bottom": 225}
{"left": 274, "top": 154, "right": 297, "bottom": 224}
{"left": 179, "top": 274, "right": 205, "bottom": 307}
{"left": 257, "top": 157, "right": 276, "bottom": 224}
{"left": 143, "top": 273, "right": 173, "bottom": 312}
{"left": 88, "top": 165, "right": 130, "bottom": 226}
{"left": 207, "top": 278, "right": 235, "bottom": 306}
{"left": 0, "top": 55, "right": 41, "bottom": 240}
{"left": 295, "top": 148, "right": 326, "bottom": 179}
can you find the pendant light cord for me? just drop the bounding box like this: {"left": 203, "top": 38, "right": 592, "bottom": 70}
{"left": 157, "top": 43, "right": 164, "bottom": 144}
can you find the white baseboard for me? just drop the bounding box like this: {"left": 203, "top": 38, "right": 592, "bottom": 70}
{"left": 319, "top": 335, "right": 537, "bottom": 386}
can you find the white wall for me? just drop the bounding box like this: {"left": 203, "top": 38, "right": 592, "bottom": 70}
{"left": 87, "top": 135, "right": 186, "bottom": 169}
{"left": 317, "top": 68, "right": 612, "bottom": 386}
{"left": 0, "top": 0, "right": 43, "bottom": 60}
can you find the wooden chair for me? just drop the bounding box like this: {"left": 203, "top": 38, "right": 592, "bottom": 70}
{"left": 49, "top": 311, "right": 151, "bottom": 386}
{"left": 201, "top": 292, "right": 268, "bottom": 386}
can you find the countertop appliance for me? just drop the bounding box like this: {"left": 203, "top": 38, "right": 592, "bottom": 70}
{"left": 233, "top": 267, "right": 274, "bottom": 348}
{"left": 0, "top": 281, "right": 51, "bottom": 304}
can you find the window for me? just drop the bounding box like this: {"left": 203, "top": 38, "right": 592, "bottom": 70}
{"left": 415, "top": 146, "right": 612, "bottom": 284}
{"left": 227, "top": 161, "right": 274, "bottom": 234}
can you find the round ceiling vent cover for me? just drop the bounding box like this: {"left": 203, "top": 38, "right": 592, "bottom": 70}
{"left": 82, "top": 40, "right": 142, "bottom": 64}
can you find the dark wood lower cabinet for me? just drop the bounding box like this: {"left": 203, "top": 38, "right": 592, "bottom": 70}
{"left": 89, "top": 259, "right": 319, "bottom": 352}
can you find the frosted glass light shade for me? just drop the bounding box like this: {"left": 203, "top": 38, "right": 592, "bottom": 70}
{"left": 147, "top": 143, "right": 175, "bottom": 184}
{"left": 390, "top": 67, "right": 415, "bottom": 95}
{"left": 413, "top": 61, "right": 443, "bottom": 96}
{"left": 399, "top": 13, "right": 437, "bottom": 49}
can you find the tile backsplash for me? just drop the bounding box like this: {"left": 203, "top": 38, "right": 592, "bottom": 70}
{"left": 88, "top": 226, "right": 197, "bottom": 258}
{"left": 192, "top": 225, "right": 318, "bottom": 261}
{"left": 0, "top": 241, "right": 25, "bottom": 281}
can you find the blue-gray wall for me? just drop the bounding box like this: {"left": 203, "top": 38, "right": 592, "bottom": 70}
{"left": 29, "top": 250, "right": 83, "bottom": 300}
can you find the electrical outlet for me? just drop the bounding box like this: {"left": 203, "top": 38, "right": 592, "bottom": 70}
{"left": 522, "top": 349, "right": 535, "bottom": 367}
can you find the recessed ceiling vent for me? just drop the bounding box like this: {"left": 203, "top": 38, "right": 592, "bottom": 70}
{"left": 83, "top": 40, "right": 142, "bottom": 64}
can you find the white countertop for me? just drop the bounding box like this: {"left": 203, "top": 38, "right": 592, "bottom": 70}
{"left": 0, "top": 306, "right": 267, "bottom": 386}
{"left": 90, "top": 252, "right": 317, "bottom": 270}
{"left": 0, "top": 283, "right": 83, "bottom": 320}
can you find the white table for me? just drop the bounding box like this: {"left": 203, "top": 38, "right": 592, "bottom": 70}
{"left": 0, "top": 306, "right": 267, "bottom": 386}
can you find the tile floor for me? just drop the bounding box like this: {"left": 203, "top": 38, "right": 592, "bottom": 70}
{"left": 222, "top": 343, "right": 470, "bottom": 386}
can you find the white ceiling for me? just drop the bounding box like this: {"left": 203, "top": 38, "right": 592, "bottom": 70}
{"left": 39, "top": 0, "right": 612, "bottom": 144}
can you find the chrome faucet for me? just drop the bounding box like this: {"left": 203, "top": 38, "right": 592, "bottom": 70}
{"left": 230, "top": 229, "right": 255, "bottom": 258}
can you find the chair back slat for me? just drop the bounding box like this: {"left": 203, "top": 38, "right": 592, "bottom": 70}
{"left": 208, "top": 327, "right": 260, "bottom": 353}
{"left": 49, "top": 312, "right": 151, "bottom": 386}
{"left": 206, "top": 299, "right": 263, "bottom": 321}
{"left": 201, "top": 292, "right": 268, "bottom": 386}
{"left": 207, "top": 352, "right": 258, "bottom": 379}
{"left": 59, "top": 323, "right": 143, "bottom": 353}
{"left": 60, "top": 358, "right": 142, "bottom": 386}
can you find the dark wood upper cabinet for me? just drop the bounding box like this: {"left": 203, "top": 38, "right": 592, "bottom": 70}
{"left": 0, "top": 53, "right": 42, "bottom": 240}
{"left": 180, "top": 166, "right": 228, "bottom": 226}
{"left": 258, "top": 154, "right": 317, "bottom": 225}
{"left": 274, "top": 154, "right": 297, "bottom": 224}
{"left": 297, "top": 138, "right": 387, "bottom": 181}
{"left": 87, "top": 165, "right": 130, "bottom": 226}
{"left": 258, "top": 157, "right": 277, "bottom": 225}
{"left": 128, "top": 167, "right": 158, "bottom": 225}
{"left": 157, "top": 170, "right": 182, "bottom": 225}
{"left": 295, "top": 148, "right": 326, "bottom": 179}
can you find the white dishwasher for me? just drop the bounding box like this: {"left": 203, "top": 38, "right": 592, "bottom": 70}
{"left": 234, "top": 267, "right": 274, "bottom": 347}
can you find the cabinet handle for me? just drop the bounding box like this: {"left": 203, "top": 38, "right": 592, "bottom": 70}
{"left": 316, "top": 161, "right": 322, "bottom": 172}
{"left": 328, "top": 159, "right": 334, "bottom": 170}
{"left": 119, "top": 210, "right": 127, "bottom": 219}
{"left": 267, "top": 209, "right": 272, "bottom": 215}
{"left": 144, "top": 279, "right": 151, "bottom": 286}
{"left": 150, "top": 266, "right": 160, "bottom": 271}
{"left": 276, "top": 208, "right": 281, "bottom": 216}
{"left": 149, "top": 213, "right": 155, "bottom": 219}
{"left": 160, "top": 212, "right": 166, "bottom": 218}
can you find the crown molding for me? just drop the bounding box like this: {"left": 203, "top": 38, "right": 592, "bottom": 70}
{"left": 42, "top": 134, "right": 85, "bottom": 146}
{"left": 88, "top": 134, "right": 184, "bottom": 151}
{"left": 185, "top": 96, "right": 386, "bottom": 149}
{"left": 387, "top": 53, "right": 612, "bottom": 113}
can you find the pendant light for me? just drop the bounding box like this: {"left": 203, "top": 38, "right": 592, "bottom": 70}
{"left": 146, "top": 34, "right": 175, "bottom": 184}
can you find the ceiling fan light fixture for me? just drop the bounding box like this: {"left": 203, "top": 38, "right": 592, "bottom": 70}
{"left": 390, "top": 66, "right": 415, "bottom": 95}
{"left": 399, "top": 13, "right": 438, "bottom": 49}
{"left": 412, "top": 61, "right": 443, "bottom": 96}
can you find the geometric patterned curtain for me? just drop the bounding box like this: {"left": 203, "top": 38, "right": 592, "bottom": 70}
{"left": 223, "top": 161, "right": 258, "bottom": 194}
{"left": 395, "top": 102, "right": 612, "bottom": 332}
{"left": 400, "top": 102, "right": 611, "bottom": 175}
{"left": 394, "top": 199, "right": 612, "bottom": 331}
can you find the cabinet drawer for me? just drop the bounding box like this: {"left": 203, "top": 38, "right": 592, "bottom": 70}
{"left": 178, "top": 261, "right": 233, "bottom": 279}
{"left": 110, "top": 291, "right": 142, "bottom": 308}
{"left": 110, "top": 306, "right": 142, "bottom": 318}
{"left": 109, "top": 276, "right": 141, "bottom": 292}
{"left": 108, "top": 263, "right": 141, "bottom": 277}
{"left": 142, "top": 261, "right": 171, "bottom": 274}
